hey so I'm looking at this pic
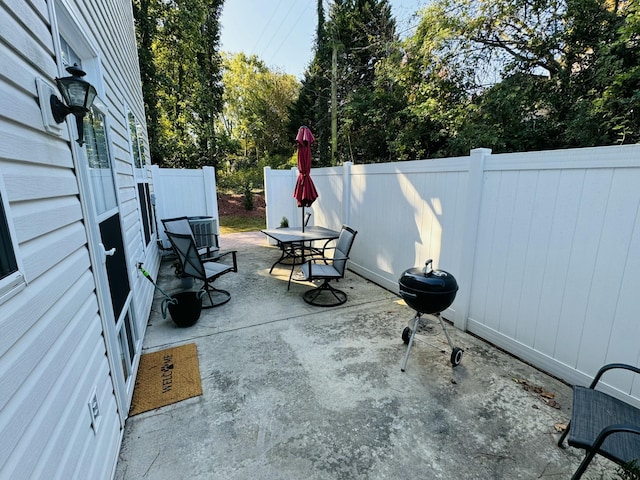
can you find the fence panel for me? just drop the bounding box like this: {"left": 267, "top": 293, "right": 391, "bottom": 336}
{"left": 264, "top": 144, "right": 640, "bottom": 401}
{"left": 467, "top": 146, "right": 640, "bottom": 391}
{"left": 151, "top": 166, "right": 218, "bottom": 246}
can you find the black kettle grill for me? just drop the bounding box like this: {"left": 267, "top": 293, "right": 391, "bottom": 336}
{"left": 399, "top": 259, "right": 463, "bottom": 371}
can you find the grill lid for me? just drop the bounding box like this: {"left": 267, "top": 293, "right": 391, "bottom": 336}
{"left": 399, "top": 259, "right": 458, "bottom": 294}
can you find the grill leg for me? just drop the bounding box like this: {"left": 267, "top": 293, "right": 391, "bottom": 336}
{"left": 435, "top": 313, "right": 454, "bottom": 350}
{"left": 401, "top": 314, "right": 422, "bottom": 372}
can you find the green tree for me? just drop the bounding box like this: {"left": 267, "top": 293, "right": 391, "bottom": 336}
{"left": 397, "top": 0, "right": 639, "bottom": 156}
{"left": 216, "top": 53, "right": 300, "bottom": 191}
{"left": 219, "top": 53, "right": 299, "bottom": 160}
{"left": 289, "top": 0, "right": 333, "bottom": 166}
{"left": 133, "top": 0, "right": 225, "bottom": 167}
{"left": 327, "top": 0, "right": 400, "bottom": 163}
{"left": 132, "top": 0, "right": 161, "bottom": 163}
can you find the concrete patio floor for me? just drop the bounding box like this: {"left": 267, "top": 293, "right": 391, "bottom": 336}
{"left": 115, "top": 231, "right": 619, "bottom": 480}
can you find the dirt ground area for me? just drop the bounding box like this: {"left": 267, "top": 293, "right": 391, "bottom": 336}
{"left": 217, "top": 192, "right": 265, "bottom": 218}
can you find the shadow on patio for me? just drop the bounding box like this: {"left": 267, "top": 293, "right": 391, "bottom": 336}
{"left": 115, "top": 232, "right": 618, "bottom": 480}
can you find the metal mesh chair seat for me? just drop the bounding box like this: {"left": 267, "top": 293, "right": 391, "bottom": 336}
{"left": 203, "top": 261, "right": 233, "bottom": 279}
{"left": 558, "top": 363, "right": 640, "bottom": 479}
{"left": 300, "top": 262, "right": 340, "bottom": 279}
{"left": 569, "top": 386, "right": 640, "bottom": 464}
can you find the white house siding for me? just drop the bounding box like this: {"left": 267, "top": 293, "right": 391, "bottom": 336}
{"left": 0, "top": 1, "right": 155, "bottom": 479}
{"left": 264, "top": 145, "right": 640, "bottom": 406}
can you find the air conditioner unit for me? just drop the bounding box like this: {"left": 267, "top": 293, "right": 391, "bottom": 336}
{"left": 188, "top": 216, "right": 218, "bottom": 250}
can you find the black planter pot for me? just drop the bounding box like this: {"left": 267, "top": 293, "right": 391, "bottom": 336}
{"left": 167, "top": 291, "right": 202, "bottom": 327}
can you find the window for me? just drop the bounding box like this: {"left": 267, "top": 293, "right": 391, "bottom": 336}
{"left": 0, "top": 194, "right": 17, "bottom": 280}
{"left": 0, "top": 187, "right": 25, "bottom": 303}
{"left": 128, "top": 112, "right": 144, "bottom": 169}
{"left": 83, "top": 106, "right": 118, "bottom": 218}
{"left": 127, "top": 110, "right": 155, "bottom": 245}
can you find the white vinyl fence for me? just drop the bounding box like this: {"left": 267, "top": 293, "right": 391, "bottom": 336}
{"left": 150, "top": 166, "right": 219, "bottom": 248}
{"left": 264, "top": 145, "right": 640, "bottom": 405}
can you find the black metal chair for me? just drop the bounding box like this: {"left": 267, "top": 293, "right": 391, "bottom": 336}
{"left": 162, "top": 216, "right": 219, "bottom": 260}
{"left": 558, "top": 363, "right": 640, "bottom": 479}
{"left": 298, "top": 225, "right": 357, "bottom": 307}
{"left": 165, "top": 230, "right": 237, "bottom": 308}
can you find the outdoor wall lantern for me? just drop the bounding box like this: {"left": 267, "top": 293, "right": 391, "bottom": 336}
{"left": 50, "top": 65, "right": 97, "bottom": 146}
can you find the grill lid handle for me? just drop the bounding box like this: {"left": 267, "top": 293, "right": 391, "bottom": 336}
{"left": 422, "top": 259, "right": 433, "bottom": 275}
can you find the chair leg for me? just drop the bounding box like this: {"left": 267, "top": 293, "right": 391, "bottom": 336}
{"left": 556, "top": 422, "right": 596, "bottom": 480}
{"left": 200, "top": 281, "right": 231, "bottom": 308}
{"left": 558, "top": 422, "right": 571, "bottom": 448}
{"left": 302, "top": 280, "right": 347, "bottom": 307}
{"left": 571, "top": 449, "right": 598, "bottom": 480}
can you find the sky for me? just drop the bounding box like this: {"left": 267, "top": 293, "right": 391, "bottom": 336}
{"left": 219, "top": 0, "right": 429, "bottom": 80}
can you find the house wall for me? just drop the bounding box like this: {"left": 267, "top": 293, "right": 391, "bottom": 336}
{"left": 264, "top": 144, "right": 640, "bottom": 405}
{"left": 0, "top": 1, "right": 156, "bottom": 479}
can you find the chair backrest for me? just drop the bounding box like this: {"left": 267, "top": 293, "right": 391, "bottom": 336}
{"left": 162, "top": 217, "right": 195, "bottom": 238}
{"left": 165, "top": 231, "right": 206, "bottom": 280}
{"left": 332, "top": 225, "right": 357, "bottom": 276}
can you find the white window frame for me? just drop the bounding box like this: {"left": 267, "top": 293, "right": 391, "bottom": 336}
{"left": 0, "top": 172, "right": 26, "bottom": 304}
{"left": 126, "top": 107, "right": 156, "bottom": 248}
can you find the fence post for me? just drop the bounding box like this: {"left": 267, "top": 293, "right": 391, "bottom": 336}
{"left": 454, "top": 148, "right": 491, "bottom": 330}
{"left": 263, "top": 166, "right": 272, "bottom": 229}
{"left": 343, "top": 161, "right": 352, "bottom": 226}
{"left": 202, "top": 167, "right": 218, "bottom": 231}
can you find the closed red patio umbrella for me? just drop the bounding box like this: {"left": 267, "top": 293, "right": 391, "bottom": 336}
{"left": 293, "top": 126, "right": 318, "bottom": 231}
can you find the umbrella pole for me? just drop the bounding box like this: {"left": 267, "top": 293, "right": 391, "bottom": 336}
{"left": 301, "top": 206, "right": 305, "bottom": 232}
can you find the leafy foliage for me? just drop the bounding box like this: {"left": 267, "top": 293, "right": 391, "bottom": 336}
{"left": 133, "top": 0, "right": 224, "bottom": 168}
{"left": 216, "top": 53, "right": 300, "bottom": 192}
{"left": 295, "top": 0, "right": 638, "bottom": 163}
{"left": 616, "top": 459, "right": 640, "bottom": 480}
{"left": 135, "top": 0, "right": 638, "bottom": 178}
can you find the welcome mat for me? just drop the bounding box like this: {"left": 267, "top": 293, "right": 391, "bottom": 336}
{"left": 129, "top": 343, "right": 203, "bottom": 416}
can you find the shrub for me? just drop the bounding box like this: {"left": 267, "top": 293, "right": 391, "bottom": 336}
{"left": 243, "top": 183, "right": 254, "bottom": 211}
{"left": 617, "top": 460, "right": 640, "bottom": 480}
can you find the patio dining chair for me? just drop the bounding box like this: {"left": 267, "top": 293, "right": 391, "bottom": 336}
{"left": 298, "top": 225, "right": 357, "bottom": 307}
{"left": 165, "top": 230, "right": 238, "bottom": 308}
{"left": 558, "top": 362, "right": 640, "bottom": 479}
{"left": 162, "top": 216, "right": 219, "bottom": 260}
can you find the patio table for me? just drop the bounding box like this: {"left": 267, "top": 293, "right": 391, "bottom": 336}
{"left": 261, "top": 226, "right": 340, "bottom": 289}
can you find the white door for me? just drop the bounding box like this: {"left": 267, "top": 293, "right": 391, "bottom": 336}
{"left": 80, "top": 106, "right": 139, "bottom": 421}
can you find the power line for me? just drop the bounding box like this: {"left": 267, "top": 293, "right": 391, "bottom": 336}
{"left": 259, "top": 2, "right": 298, "bottom": 58}
{"left": 268, "top": 0, "right": 315, "bottom": 70}
{"left": 250, "top": 0, "right": 286, "bottom": 54}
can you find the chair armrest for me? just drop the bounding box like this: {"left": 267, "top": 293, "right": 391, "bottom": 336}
{"left": 591, "top": 423, "right": 640, "bottom": 451}
{"left": 303, "top": 257, "right": 332, "bottom": 278}
{"left": 205, "top": 250, "right": 238, "bottom": 273}
{"left": 589, "top": 363, "right": 640, "bottom": 389}
{"left": 305, "top": 256, "right": 336, "bottom": 265}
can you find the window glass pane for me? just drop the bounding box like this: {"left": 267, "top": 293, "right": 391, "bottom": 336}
{"left": 128, "top": 112, "right": 143, "bottom": 169}
{"left": 118, "top": 329, "right": 130, "bottom": 381}
{"left": 0, "top": 193, "right": 18, "bottom": 280}
{"left": 137, "top": 184, "right": 151, "bottom": 244}
{"left": 59, "top": 37, "right": 82, "bottom": 69}
{"left": 136, "top": 124, "right": 147, "bottom": 165}
{"left": 84, "top": 108, "right": 117, "bottom": 216}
